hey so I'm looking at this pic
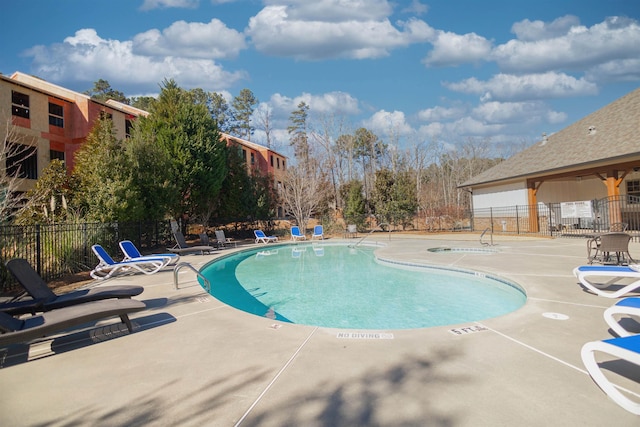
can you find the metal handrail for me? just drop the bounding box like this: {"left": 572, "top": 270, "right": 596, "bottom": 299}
{"left": 480, "top": 227, "right": 494, "bottom": 246}
{"left": 349, "top": 223, "right": 390, "bottom": 248}
{"left": 173, "top": 262, "right": 211, "bottom": 292}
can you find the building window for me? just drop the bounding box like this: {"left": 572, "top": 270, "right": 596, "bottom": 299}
{"left": 12, "top": 91, "right": 30, "bottom": 119}
{"left": 6, "top": 142, "right": 37, "bottom": 179}
{"left": 282, "top": 160, "right": 286, "bottom": 170}
{"left": 277, "top": 158, "right": 280, "bottom": 169}
{"left": 270, "top": 155, "right": 274, "bottom": 167}
{"left": 627, "top": 180, "right": 640, "bottom": 203}
{"left": 242, "top": 149, "right": 247, "bottom": 163}
{"left": 50, "top": 149, "right": 65, "bottom": 163}
{"left": 125, "top": 119, "right": 133, "bottom": 138}
{"left": 250, "top": 152, "right": 255, "bottom": 165}
{"left": 48, "top": 103, "right": 64, "bottom": 128}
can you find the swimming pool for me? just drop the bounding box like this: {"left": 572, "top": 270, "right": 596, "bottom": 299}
{"left": 200, "top": 243, "right": 526, "bottom": 330}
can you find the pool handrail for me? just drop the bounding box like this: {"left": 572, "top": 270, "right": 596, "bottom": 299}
{"left": 350, "top": 223, "right": 390, "bottom": 248}
{"left": 173, "top": 262, "right": 211, "bottom": 292}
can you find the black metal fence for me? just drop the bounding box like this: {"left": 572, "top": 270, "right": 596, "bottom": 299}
{"left": 0, "top": 220, "right": 174, "bottom": 291}
{"left": 470, "top": 196, "right": 640, "bottom": 238}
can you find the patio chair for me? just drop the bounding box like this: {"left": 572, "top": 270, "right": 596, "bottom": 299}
{"left": 0, "top": 298, "right": 146, "bottom": 347}
{"left": 609, "top": 222, "right": 629, "bottom": 232}
{"left": 581, "top": 334, "right": 640, "bottom": 414}
{"left": 290, "top": 226, "right": 306, "bottom": 241}
{"left": 572, "top": 264, "right": 640, "bottom": 298}
{"left": 168, "top": 230, "right": 216, "bottom": 255}
{"left": 91, "top": 244, "right": 169, "bottom": 280}
{"left": 603, "top": 297, "right": 640, "bottom": 337}
{"left": 215, "top": 230, "right": 236, "bottom": 248}
{"left": 588, "top": 232, "right": 634, "bottom": 265}
{"left": 311, "top": 225, "right": 324, "bottom": 240}
{"left": 0, "top": 258, "right": 143, "bottom": 316}
{"left": 119, "top": 240, "right": 179, "bottom": 265}
{"left": 254, "top": 230, "right": 278, "bottom": 244}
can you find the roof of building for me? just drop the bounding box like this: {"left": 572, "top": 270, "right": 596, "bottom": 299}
{"left": 3, "top": 72, "right": 146, "bottom": 118}
{"left": 221, "top": 132, "right": 287, "bottom": 158}
{"left": 460, "top": 86, "right": 640, "bottom": 188}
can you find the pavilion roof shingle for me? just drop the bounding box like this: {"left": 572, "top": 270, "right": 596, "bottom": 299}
{"left": 461, "top": 86, "right": 640, "bottom": 187}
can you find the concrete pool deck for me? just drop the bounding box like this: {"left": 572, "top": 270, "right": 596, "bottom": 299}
{"left": 1, "top": 233, "right": 639, "bottom": 426}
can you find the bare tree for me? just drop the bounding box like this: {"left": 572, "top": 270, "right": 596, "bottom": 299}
{"left": 0, "top": 110, "right": 36, "bottom": 222}
{"left": 254, "top": 103, "right": 274, "bottom": 148}
{"left": 280, "top": 160, "right": 328, "bottom": 233}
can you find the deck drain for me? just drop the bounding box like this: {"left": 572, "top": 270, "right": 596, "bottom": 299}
{"left": 542, "top": 312, "right": 569, "bottom": 320}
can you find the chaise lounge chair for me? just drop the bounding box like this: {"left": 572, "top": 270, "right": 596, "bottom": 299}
{"left": 0, "top": 258, "right": 143, "bottom": 316}
{"left": 573, "top": 264, "right": 640, "bottom": 298}
{"left": 0, "top": 298, "right": 146, "bottom": 347}
{"left": 311, "top": 225, "right": 324, "bottom": 240}
{"left": 604, "top": 297, "right": 640, "bottom": 337}
{"left": 581, "top": 334, "right": 640, "bottom": 414}
{"left": 290, "top": 226, "right": 306, "bottom": 241}
{"left": 254, "top": 230, "right": 278, "bottom": 244}
{"left": 119, "top": 240, "right": 180, "bottom": 265}
{"left": 214, "top": 230, "right": 236, "bottom": 248}
{"left": 91, "top": 244, "right": 169, "bottom": 280}
{"left": 168, "top": 230, "right": 216, "bottom": 255}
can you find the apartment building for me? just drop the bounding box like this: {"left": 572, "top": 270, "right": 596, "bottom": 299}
{"left": 1, "top": 71, "right": 144, "bottom": 193}
{"left": 1, "top": 72, "right": 288, "bottom": 216}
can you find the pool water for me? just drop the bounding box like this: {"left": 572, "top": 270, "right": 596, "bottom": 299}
{"left": 200, "top": 244, "right": 526, "bottom": 330}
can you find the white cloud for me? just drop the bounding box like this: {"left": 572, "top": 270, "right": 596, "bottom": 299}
{"left": 417, "top": 105, "right": 465, "bottom": 122}
{"left": 268, "top": 91, "right": 360, "bottom": 116}
{"left": 263, "top": 0, "right": 393, "bottom": 22}
{"left": 401, "top": 0, "right": 428, "bottom": 16}
{"left": 362, "top": 110, "right": 413, "bottom": 136}
{"left": 423, "top": 30, "right": 492, "bottom": 67}
{"left": 511, "top": 15, "right": 580, "bottom": 41}
{"left": 25, "top": 29, "right": 245, "bottom": 93}
{"left": 492, "top": 16, "right": 640, "bottom": 74}
{"left": 444, "top": 72, "right": 598, "bottom": 101}
{"left": 585, "top": 58, "right": 640, "bottom": 83}
{"left": 140, "top": 0, "right": 199, "bottom": 11}
{"left": 246, "top": 5, "right": 433, "bottom": 60}
{"left": 133, "top": 19, "right": 246, "bottom": 59}
{"left": 472, "top": 101, "right": 566, "bottom": 125}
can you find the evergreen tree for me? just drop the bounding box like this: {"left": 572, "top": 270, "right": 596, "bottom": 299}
{"left": 231, "top": 88, "right": 257, "bottom": 140}
{"left": 288, "top": 101, "right": 310, "bottom": 163}
{"left": 84, "top": 79, "right": 128, "bottom": 104}
{"left": 138, "top": 79, "right": 227, "bottom": 223}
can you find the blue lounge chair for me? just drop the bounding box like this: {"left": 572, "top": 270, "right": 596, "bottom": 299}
{"left": 573, "top": 265, "right": 640, "bottom": 298}
{"left": 91, "top": 244, "right": 168, "bottom": 280}
{"left": 604, "top": 297, "right": 640, "bottom": 337}
{"left": 0, "top": 298, "right": 146, "bottom": 347}
{"left": 290, "top": 226, "right": 306, "bottom": 241}
{"left": 0, "top": 258, "right": 143, "bottom": 316}
{"left": 254, "top": 230, "right": 278, "bottom": 244}
{"left": 119, "top": 240, "right": 179, "bottom": 265}
{"left": 311, "top": 225, "right": 324, "bottom": 240}
{"left": 581, "top": 334, "right": 640, "bottom": 414}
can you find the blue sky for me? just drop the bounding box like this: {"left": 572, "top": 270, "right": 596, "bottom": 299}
{"left": 2, "top": 0, "right": 640, "bottom": 157}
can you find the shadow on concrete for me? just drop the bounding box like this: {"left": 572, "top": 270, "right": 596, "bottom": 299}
{"left": 0, "top": 312, "right": 175, "bottom": 368}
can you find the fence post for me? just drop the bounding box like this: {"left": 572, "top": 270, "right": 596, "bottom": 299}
{"left": 35, "top": 224, "right": 42, "bottom": 275}
{"left": 516, "top": 206, "right": 520, "bottom": 234}
{"left": 490, "top": 208, "right": 494, "bottom": 233}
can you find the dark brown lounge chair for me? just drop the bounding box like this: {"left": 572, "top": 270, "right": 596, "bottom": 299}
{"left": 0, "top": 258, "right": 143, "bottom": 316}
{"left": 0, "top": 298, "right": 146, "bottom": 347}
{"left": 168, "top": 230, "right": 216, "bottom": 255}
